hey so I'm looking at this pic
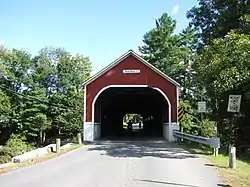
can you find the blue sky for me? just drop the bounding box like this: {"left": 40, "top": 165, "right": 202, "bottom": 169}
{"left": 0, "top": 0, "right": 198, "bottom": 75}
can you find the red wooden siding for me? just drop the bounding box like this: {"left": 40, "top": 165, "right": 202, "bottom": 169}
{"left": 85, "top": 55, "right": 177, "bottom": 122}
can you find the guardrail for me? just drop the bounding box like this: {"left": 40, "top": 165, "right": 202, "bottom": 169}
{"left": 173, "top": 130, "right": 220, "bottom": 149}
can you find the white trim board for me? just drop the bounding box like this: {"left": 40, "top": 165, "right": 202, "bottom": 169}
{"left": 83, "top": 50, "right": 180, "bottom": 87}
{"left": 83, "top": 85, "right": 87, "bottom": 123}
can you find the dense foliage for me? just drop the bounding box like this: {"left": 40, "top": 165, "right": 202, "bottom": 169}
{"left": 187, "top": 0, "right": 249, "bottom": 48}
{"left": 139, "top": 13, "right": 200, "bottom": 135}
{"left": 188, "top": 0, "right": 250, "bottom": 150}
{"left": 139, "top": 0, "right": 250, "bottom": 151}
{"left": 0, "top": 134, "right": 34, "bottom": 163}
{"left": 123, "top": 114, "right": 143, "bottom": 124}
{"left": 0, "top": 47, "right": 92, "bottom": 149}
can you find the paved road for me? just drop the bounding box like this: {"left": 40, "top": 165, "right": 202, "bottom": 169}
{"left": 0, "top": 141, "right": 224, "bottom": 187}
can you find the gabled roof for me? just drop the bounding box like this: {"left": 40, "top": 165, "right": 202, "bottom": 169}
{"left": 83, "top": 50, "right": 180, "bottom": 87}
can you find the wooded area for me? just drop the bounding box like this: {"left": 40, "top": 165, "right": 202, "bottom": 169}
{"left": 0, "top": 47, "right": 92, "bottom": 162}
{"left": 0, "top": 0, "right": 249, "bottom": 163}
{"left": 139, "top": 0, "right": 249, "bottom": 153}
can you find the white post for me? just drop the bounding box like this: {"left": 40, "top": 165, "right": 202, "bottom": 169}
{"left": 77, "top": 133, "right": 82, "bottom": 144}
{"left": 213, "top": 148, "right": 219, "bottom": 156}
{"left": 56, "top": 138, "right": 61, "bottom": 153}
{"left": 213, "top": 123, "right": 219, "bottom": 156}
{"left": 229, "top": 146, "right": 236, "bottom": 169}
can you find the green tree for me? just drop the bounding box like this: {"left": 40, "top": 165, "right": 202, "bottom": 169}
{"left": 33, "top": 47, "right": 92, "bottom": 139}
{"left": 186, "top": 0, "right": 250, "bottom": 152}
{"left": 139, "top": 13, "right": 197, "bottom": 97}
{"left": 20, "top": 87, "right": 51, "bottom": 146}
{"left": 187, "top": 0, "right": 249, "bottom": 47}
{"left": 0, "top": 89, "right": 11, "bottom": 144}
{"left": 0, "top": 47, "right": 34, "bottom": 144}
{"left": 139, "top": 13, "right": 182, "bottom": 75}
{"left": 193, "top": 32, "right": 250, "bottom": 147}
{"left": 138, "top": 12, "right": 200, "bottom": 134}
{"left": 123, "top": 114, "right": 142, "bottom": 124}
{"left": 0, "top": 90, "right": 10, "bottom": 113}
{"left": 0, "top": 46, "right": 92, "bottom": 147}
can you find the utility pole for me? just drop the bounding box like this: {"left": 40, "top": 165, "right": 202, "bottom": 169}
{"left": 200, "top": 90, "right": 204, "bottom": 136}
{"left": 183, "top": 55, "right": 189, "bottom": 99}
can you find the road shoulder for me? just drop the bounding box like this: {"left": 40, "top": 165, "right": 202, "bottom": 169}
{"left": 0, "top": 144, "right": 83, "bottom": 175}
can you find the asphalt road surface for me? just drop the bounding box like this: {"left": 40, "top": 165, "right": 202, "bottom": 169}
{"left": 0, "top": 140, "right": 224, "bottom": 187}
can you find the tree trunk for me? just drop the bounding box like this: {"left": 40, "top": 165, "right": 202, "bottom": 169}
{"left": 39, "top": 129, "right": 43, "bottom": 146}
{"left": 58, "top": 128, "right": 61, "bottom": 138}
{"left": 43, "top": 132, "right": 46, "bottom": 143}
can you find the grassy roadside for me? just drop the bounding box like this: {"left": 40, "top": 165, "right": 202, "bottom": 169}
{"left": 178, "top": 142, "right": 250, "bottom": 187}
{"left": 0, "top": 144, "right": 83, "bottom": 175}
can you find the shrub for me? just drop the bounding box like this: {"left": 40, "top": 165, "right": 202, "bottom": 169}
{"left": 202, "top": 119, "right": 216, "bottom": 138}
{"left": 5, "top": 134, "right": 34, "bottom": 156}
{"left": 0, "top": 155, "right": 11, "bottom": 164}
{"left": 0, "top": 134, "right": 35, "bottom": 163}
{"left": 0, "top": 146, "right": 12, "bottom": 163}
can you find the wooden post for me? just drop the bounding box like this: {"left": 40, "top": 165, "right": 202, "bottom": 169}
{"left": 56, "top": 138, "right": 60, "bottom": 153}
{"left": 77, "top": 133, "right": 82, "bottom": 144}
{"left": 200, "top": 113, "right": 203, "bottom": 136}
{"left": 229, "top": 146, "right": 236, "bottom": 169}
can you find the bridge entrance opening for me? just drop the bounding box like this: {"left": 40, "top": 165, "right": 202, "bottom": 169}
{"left": 94, "top": 87, "right": 169, "bottom": 139}
{"left": 123, "top": 113, "right": 143, "bottom": 137}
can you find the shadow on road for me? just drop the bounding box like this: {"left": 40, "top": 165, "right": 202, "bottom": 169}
{"left": 205, "top": 163, "right": 228, "bottom": 169}
{"left": 87, "top": 140, "right": 199, "bottom": 159}
{"left": 133, "top": 179, "right": 199, "bottom": 187}
{"left": 217, "top": 184, "right": 232, "bottom": 187}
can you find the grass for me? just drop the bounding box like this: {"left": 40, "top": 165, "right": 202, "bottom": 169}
{"left": 0, "top": 144, "right": 83, "bottom": 175}
{"left": 178, "top": 141, "right": 250, "bottom": 187}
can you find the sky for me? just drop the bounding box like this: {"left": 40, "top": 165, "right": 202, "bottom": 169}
{"left": 0, "top": 0, "right": 198, "bottom": 75}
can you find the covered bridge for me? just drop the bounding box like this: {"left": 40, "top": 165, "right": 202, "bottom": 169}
{"left": 83, "top": 50, "right": 180, "bottom": 141}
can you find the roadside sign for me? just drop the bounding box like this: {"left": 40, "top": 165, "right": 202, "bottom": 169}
{"left": 178, "top": 106, "right": 185, "bottom": 121}
{"left": 198, "top": 101, "right": 206, "bottom": 113}
{"left": 227, "top": 95, "right": 241, "bottom": 112}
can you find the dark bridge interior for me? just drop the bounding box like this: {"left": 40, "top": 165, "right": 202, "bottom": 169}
{"left": 94, "top": 87, "right": 168, "bottom": 139}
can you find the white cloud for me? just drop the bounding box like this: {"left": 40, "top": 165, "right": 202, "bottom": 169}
{"left": 171, "top": 4, "right": 179, "bottom": 16}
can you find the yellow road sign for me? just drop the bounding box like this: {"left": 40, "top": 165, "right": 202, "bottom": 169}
{"left": 178, "top": 106, "right": 185, "bottom": 121}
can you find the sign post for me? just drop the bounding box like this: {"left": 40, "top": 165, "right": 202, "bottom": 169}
{"left": 227, "top": 95, "right": 241, "bottom": 169}
{"left": 178, "top": 106, "right": 185, "bottom": 142}
{"left": 198, "top": 101, "right": 206, "bottom": 136}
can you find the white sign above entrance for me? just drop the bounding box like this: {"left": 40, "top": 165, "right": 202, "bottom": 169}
{"left": 122, "top": 69, "right": 140, "bottom": 74}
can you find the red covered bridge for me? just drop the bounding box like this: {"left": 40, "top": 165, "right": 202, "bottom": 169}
{"left": 83, "top": 50, "right": 180, "bottom": 141}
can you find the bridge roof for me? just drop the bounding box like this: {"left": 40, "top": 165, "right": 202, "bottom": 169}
{"left": 83, "top": 50, "right": 180, "bottom": 87}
